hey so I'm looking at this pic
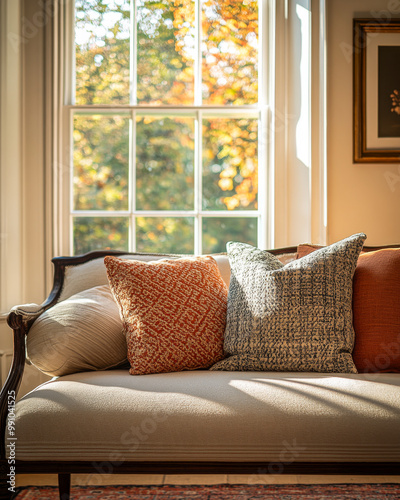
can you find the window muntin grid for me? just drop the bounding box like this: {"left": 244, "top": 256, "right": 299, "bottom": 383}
{"left": 70, "top": 0, "right": 266, "bottom": 255}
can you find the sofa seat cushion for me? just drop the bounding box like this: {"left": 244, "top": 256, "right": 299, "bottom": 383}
{"left": 13, "top": 370, "right": 400, "bottom": 462}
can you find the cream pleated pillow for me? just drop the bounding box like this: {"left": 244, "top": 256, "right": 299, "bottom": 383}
{"left": 27, "top": 285, "right": 127, "bottom": 376}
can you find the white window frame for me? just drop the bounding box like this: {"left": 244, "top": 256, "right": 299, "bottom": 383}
{"left": 56, "top": 0, "right": 273, "bottom": 256}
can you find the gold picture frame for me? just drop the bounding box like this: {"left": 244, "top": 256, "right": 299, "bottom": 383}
{"left": 354, "top": 18, "right": 400, "bottom": 163}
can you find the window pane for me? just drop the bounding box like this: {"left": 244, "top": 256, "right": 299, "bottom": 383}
{"left": 73, "top": 217, "right": 129, "bottom": 254}
{"left": 202, "top": 117, "right": 258, "bottom": 211}
{"left": 202, "top": 217, "right": 257, "bottom": 254}
{"left": 202, "top": 0, "right": 258, "bottom": 105}
{"left": 136, "top": 116, "right": 195, "bottom": 210}
{"left": 136, "top": 217, "right": 194, "bottom": 253}
{"left": 75, "top": 0, "right": 130, "bottom": 105}
{"left": 74, "top": 115, "right": 130, "bottom": 211}
{"left": 137, "top": 0, "right": 195, "bottom": 105}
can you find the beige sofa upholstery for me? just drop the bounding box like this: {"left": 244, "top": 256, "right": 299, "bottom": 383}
{"left": 14, "top": 370, "right": 400, "bottom": 462}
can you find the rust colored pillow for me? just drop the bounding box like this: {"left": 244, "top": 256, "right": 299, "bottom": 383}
{"left": 297, "top": 245, "right": 400, "bottom": 373}
{"left": 104, "top": 256, "right": 228, "bottom": 375}
{"left": 352, "top": 249, "right": 400, "bottom": 373}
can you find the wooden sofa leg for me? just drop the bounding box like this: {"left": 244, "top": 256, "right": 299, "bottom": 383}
{"left": 58, "top": 473, "right": 71, "bottom": 500}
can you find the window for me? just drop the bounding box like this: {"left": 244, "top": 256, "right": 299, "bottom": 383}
{"left": 67, "top": 0, "right": 268, "bottom": 255}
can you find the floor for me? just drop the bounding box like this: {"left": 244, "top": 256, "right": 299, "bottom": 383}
{"left": 16, "top": 474, "right": 400, "bottom": 487}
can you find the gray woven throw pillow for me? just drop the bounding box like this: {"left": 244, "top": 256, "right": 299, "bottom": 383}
{"left": 210, "top": 233, "right": 367, "bottom": 373}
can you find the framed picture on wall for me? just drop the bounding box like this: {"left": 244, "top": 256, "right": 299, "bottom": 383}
{"left": 354, "top": 19, "right": 400, "bottom": 163}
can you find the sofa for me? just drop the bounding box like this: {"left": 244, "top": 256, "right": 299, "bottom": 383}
{"left": 1, "top": 236, "right": 400, "bottom": 500}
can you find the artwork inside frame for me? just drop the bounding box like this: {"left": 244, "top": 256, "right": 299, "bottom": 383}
{"left": 353, "top": 19, "right": 400, "bottom": 163}
{"left": 378, "top": 45, "right": 400, "bottom": 138}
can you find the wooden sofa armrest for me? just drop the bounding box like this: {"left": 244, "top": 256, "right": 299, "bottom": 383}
{"left": 1, "top": 300, "right": 62, "bottom": 461}
{"left": 0, "top": 315, "right": 28, "bottom": 461}
{"left": 8, "top": 303, "right": 45, "bottom": 323}
{"left": 2, "top": 299, "right": 66, "bottom": 418}
{"left": 0, "top": 254, "right": 71, "bottom": 461}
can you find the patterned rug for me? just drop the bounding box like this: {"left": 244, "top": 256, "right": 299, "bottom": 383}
{"left": 13, "top": 483, "right": 400, "bottom": 499}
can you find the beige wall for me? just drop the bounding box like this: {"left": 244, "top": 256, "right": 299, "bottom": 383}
{"left": 327, "top": 0, "right": 400, "bottom": 245}
{"left": 0, "top": 0, "right": 51, "bottom": 393}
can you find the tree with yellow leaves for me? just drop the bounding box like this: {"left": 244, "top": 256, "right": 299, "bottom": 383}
{"left": 73, "top": 0, "right": 259, "bottom": 254}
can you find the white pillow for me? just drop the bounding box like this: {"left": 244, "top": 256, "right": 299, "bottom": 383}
{"left": 27, "top": 285, "right": 127, "bottom": 376}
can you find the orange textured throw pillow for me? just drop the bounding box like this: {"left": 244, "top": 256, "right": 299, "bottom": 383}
{"left": 297, "top": 245, "right": 400, "bottom": 373}
{"left": 104, "top": 256, "right": 228, "bottom": 375}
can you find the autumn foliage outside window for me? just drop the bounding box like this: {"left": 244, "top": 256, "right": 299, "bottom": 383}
{"left": 72, "top": 0, "right": 262, "bottom": 255}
